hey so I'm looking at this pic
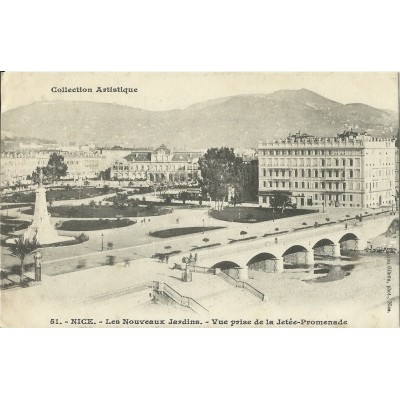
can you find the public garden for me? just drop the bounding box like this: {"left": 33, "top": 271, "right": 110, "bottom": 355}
{"left": 22, "top": 203, "right": 171, "bottom": 218}
{"left": 0, "top": 186, "right": 116, "bottom": 203}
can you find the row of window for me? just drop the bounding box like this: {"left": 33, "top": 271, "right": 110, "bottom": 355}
{"left": 114, "top": 171, "right": 198, "bottom": 177}
{"left": 260, "top": 149, "right": 364, "bottom": 156}
{"left": 113, "top": 164, "right": 196, "bottom": 171}
{"left": 366, "top": 181, "right": 393, "bottom": 191}
{"left": 261, "top": 181, "right": 352, "bottom": 190}
{"left": 365, "top": 169, "right": 394, "bottom": 178}
{"left": 262, "top": 169, "right": 361, "bottom": 179}
{"left": 261, "top": 157, "right": 361, "bottom": 167}
{"left": 260, "top": 195, "right": 360, "bottom": 207}
{"left": 313, "top": 194, "right": 355, "bottom": 201}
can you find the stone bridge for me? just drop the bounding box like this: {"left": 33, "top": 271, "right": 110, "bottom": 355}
{"left": 170, "top": 213, "right": 395, "bottom": 280}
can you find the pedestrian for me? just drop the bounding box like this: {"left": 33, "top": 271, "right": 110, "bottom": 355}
{"left": 166, "top": 254, "right": 169, "bottom": 264}
{"left": 345, "top": 223, "right": 348, "bottom": 230}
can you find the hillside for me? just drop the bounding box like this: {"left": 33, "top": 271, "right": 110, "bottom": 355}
{"left": 1, "top": 89, "right": 398, "bottom": 148}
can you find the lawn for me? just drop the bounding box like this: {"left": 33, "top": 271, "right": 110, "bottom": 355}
{"left": 0, "top": 203, "right": 33, "bottom": 209}
{"left": 0, "top": 187, "right": 115, "bottom": 203}
{"left": 149, "top": 226, "right": 224, "bottom": 238}
{"left": 23, "top": 204, "right": 171, "bottom": 218}
{"left": 0, "top": 217, "right": 31, "bottom": 235}
{"left": 210, "top": 206, "right": 317, "bottom": 223}
{"left": 56, "top": 219, "right": 136, "bottom": 231}
{"left": 105, "top": 195, "right": 206, "bottom": 209}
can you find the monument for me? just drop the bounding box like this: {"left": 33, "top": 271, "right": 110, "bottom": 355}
{"left": 23, "top": 169, "right": 73, "bottom": 245}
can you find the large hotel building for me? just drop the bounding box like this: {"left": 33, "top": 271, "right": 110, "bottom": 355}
{"left": 258, "top": 131, "right": 396, "bottom": 209}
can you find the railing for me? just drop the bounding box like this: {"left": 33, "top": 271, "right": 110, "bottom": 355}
{"left": 218, "top": 271, "right": 238, "bottom": 286}
{"left": 189, "top": 265, "right": 215, "bottom": 274}
{"left": 218, "top": 271, "right": 266, "bottom": 301}
{"left": 67, "top": 283, "right": 152, "bottom": 306}
{"left": 151, "top": 281, "right": 209, "bottom": 316}
{"left": 241, "top": 282, "right": 266, "bottom": 301}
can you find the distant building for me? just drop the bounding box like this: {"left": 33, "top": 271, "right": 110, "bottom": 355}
{"left": 98, "top": 146, "right": 138, "bottom": 167}
{"left": 111, "top": 145, "right": 204, "bottom": 183}
{"left": 63, "top": 152, "right": 107, "bottom": 180}
{"left": 258, "top": 131, "right": 396, "bottom": 209}
{"left": 0, "top": 150, "right": 107, "bottom": 186}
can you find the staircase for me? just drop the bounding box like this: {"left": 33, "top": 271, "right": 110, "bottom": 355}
{"left": 164, "top": 274, "right": 264, "bottom": 315}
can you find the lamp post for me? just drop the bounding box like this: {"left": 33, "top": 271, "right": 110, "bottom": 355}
{"left": 101, "top": 233, "right": 104, "bottom": 251}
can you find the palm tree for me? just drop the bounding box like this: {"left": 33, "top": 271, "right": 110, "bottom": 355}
{"left": 9, "top": 236, "right": 40, "bottom": 284}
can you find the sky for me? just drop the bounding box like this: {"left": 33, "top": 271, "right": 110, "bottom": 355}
{"left": 1, "top": 72, "right": 399, "bottom": 113}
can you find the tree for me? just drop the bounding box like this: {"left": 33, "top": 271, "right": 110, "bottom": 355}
{"left": 198, "top": 147, "right": 244, "bottom": 211}
{"left": 9, "top": 237, "right": 40, "bottom": 283}
{"left": 164, "top": 196, "right": 172, "bottom": 205}
{"left": 113, "top": 193, "right": 128, "bottom": 208}
{"left": 45, "top": 153, "right": 68, "bottom": 182}
{"left": 30, "top": 167, "right": 44, "bottom": 185}
{"left": 30, "top": 153, "right": 68, "bottom": 184}
{"left": 99, "top": 167, "right": 111, "bottom": 180}
{"left": 179, "top": 191, "right": 189, "bottom": 205}
{"left": 229, "top": 192, "right": 242, "bottom": 207}
{"left": 270, "top": 192, "right": 293, "bottom": 213}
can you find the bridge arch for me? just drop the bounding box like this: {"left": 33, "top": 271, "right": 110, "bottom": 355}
{"left": 339, "top": 232, "right": 359, "bottom": 242}
{"left": 312, "top": 238, "right": 340, "bottom": 257}
{"left": 339, "top": 232, "right": 362, "bottom": 251}
{"left": 211, "top": 261, "right": 241, "bottom": 279}
{"left": 246, "top": 252, "right": 279, "bottom": 273}
{"left": 312, "top": 238, "right": 335, "bottom": 249}
{"left": 282, "top": 244, "right": 314, "bottom": 267}
{"left": 247, "top": 252, "right": 278, "bottom": 266}
{"left": 282, "top": 245, "right": 309, "bottom": 257}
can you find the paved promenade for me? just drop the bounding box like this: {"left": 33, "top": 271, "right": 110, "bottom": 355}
{"left": 1, "top": 203, "right": 394, "bottom": 276}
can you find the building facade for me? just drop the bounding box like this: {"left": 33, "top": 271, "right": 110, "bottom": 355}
{"left": 0, "top": 151, "right": 107, "bottom": 186}
{"left": 258, "top": 132, "right": 396, "bottom": 209}
{"left": 111, "top": 145, "right": 204, "bottom": 183}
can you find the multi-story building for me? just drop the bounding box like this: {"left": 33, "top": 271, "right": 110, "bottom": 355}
{"left": 63, "top": 152, "right": 108, "bottom": 180}
{"left": 258, "top": 131, "right": 396, "bottom": 209}
{"left": 98, "top": 146, "right": 139, "bottom": 168}
{"left": 0, "top": 150, "right": 107, "bottom": 186}
{"left": 111, "top": 145, "right": 204, "bottom": 183}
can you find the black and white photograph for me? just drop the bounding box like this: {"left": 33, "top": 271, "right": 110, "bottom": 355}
{"left": 1, "top": 72, "right": 398, "bottom": 328}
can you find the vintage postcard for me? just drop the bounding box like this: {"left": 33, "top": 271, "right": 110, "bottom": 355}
{"left": 0, "top": 72, "right": 398, "bottom": 328}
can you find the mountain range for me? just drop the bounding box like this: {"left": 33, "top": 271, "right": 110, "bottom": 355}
{"left": 1, "top": 89, "right": 398, "bottom": 149}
